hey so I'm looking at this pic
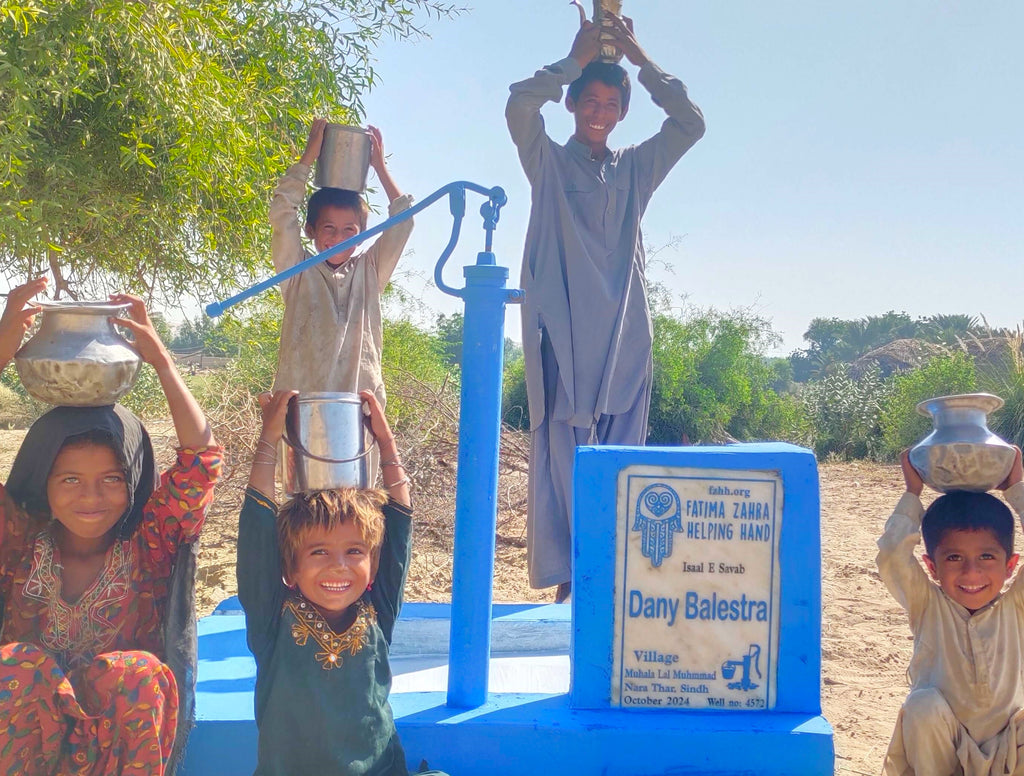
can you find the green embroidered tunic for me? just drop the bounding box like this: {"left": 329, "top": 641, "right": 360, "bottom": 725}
{"left": 237, "top": 488, "right": 413, "bottom": 776}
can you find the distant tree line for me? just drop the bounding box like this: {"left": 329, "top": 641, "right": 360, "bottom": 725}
{"left": 789, "top": 312, "right": 1002, "bottom": 381}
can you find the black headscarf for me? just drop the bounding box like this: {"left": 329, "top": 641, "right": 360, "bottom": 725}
{"left": 6, "top": 403, "right": 198, "bottom": 773}
{"left": 7, "top": 404, "right": 157, "bottom": 539}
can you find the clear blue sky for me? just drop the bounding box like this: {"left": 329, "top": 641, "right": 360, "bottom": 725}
{"left": 357, "top": 1, "right": 1024, "bottom": 355}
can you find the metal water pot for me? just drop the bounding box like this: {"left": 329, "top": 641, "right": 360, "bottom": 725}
{"left": 315, "top": 124, "right": 372, "bottom": 192}
{"left": 593, "top": 0, "right": 624, "bottom": 63}
{"left": 908, "top": 393, "right": 1016, "bottom": 493}
{"left": 14, "top": 301, "right": 141, "bottom": 407}
{"left": 278, "top": 392, "right": 376, "bottom": 496}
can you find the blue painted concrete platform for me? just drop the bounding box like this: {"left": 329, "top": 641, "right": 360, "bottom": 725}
{"left": 183, "top": 598, "right": 832, "bottom": 775}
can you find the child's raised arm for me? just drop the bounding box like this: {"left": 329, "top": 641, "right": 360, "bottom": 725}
{"left": 603, "top": 13, "right": 650, "bottom": 69}
{"left": 361, "top": 125, "right": 414, "bottom": 293}
{"left": 0, "top": 276, "right": 47, "bottom": 372}
{"left": 247, "top": 390, "right": 297, "bottom": 501}
{"left": 876, "top": 451, "right": 932, "bottom": 613}
{"left": 900, "top": 449, "right": 925, "bottom": 497}
{"left": 367, "top": 125, "right": 403, "bottom": 204}
{"left": 998, "top": 446, "right": 1024, "bottom": 534}
{"left": 361, "top": 390, "right": 410, "bottom": 508}
{"left": 109, "top": 293, "right": 215, "bottom": 450}
{"left": 299, "top": 118, "right": 327, "bottom": 167}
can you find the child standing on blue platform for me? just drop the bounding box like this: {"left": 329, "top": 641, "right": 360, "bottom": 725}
{"left": 878, "top": 449, "right": 1024, "bottom": 775}
{"left": 236, "top": 389, "right": 447, "bottom": 776}
{"left": 271, "top": 119, "right": 414, "bottom": 486}
{"left": 506, "top": 13, "right": 705, "bottom": 599}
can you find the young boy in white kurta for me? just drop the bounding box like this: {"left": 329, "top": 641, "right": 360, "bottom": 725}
{"left": 877, "top": 449, "right": 1024, "bottom": 775}
{"left": 271, "top": 120, "right": 413, "bottom": 484}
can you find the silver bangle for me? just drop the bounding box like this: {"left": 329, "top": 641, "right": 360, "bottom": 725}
{"left": 385, "top": 475, "right": 411, "bottom": 489}
{"left": 381, "top": 458, "right": 404, "bottom": 468}
{"left": 257, "top": 439, "right": 277, "bottom": 453}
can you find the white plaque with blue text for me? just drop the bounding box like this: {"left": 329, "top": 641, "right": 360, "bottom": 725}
{"left": 611, "top": 465, "right": 783, "bottom": 711}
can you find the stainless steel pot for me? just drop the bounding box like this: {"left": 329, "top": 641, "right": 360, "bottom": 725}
{"left": 14, "top": 300, "right": 141, "bottom": 406}
{"left": 315, "top": 124, "right": 372, "bottom": 192}
{"left": 278, "top": 392, "right": 376, "bottom": 496}
{"left": 592, "top": 0, "right": 624, "bottom": 63}
{"left": 908, "top": 393, "right": 1016, "bottom": 493}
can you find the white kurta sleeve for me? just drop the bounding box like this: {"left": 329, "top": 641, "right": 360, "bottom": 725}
{"left": 270, "top": 163, "right": 312, "bottom": 296}
{"left": 1001, "top": 482, "right": 1024, "bottom": 599}
{"left": 877, "top": 492, "right": 933, "bottom": 623}
{"left": 369, "top": 193, "right": 415, "bottom": 293}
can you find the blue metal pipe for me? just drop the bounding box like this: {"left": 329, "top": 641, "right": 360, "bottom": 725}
{"left": 205, "top": 181, "right": 505, "bottom": 317}
{"left": 445, "top": 253, "right": 524, "bottom": 708}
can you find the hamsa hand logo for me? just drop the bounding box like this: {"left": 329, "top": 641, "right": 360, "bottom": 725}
{"left": 632, "top": 483, "right": 683, "bottom": 567}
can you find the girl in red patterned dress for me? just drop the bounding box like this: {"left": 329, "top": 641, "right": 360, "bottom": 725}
{"left": 0, "top": 278, "right": 222, "bottom": 776}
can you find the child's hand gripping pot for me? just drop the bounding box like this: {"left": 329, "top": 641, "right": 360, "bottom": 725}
{"left": 0, "top": 276, "right": 47, "bottom": 371}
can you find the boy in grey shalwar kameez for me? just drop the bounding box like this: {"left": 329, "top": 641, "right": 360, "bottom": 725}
{"left": 505, "top": 14, "right": 705, "bottom": 594}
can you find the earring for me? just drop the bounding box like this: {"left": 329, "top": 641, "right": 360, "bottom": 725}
{"left": 281, "top": 575, "right": 296, "bottom": 589}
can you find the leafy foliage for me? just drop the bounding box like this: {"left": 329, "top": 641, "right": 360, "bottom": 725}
{"left": 801, "top": 367, "right": 890, "bottom": 460}
{"left": 434, "top": 312, "right": 465, "bottom": 369}
{"left": 169, "top": 315, "right": 237, "bottom": 355}
{"left": 877, "top": 353, "right": 977, "bottom": 459}
{"left": 648, "top": 305, "right": 806, "bottom": 445}
{"left": 979, "top": 333, "right": 1024, "bottom": 449}
{"left": 382, "top": 318, "right": 453, "bottom": 428}
{"left": 793, "top": 311, "right": 991, "bottom": 380}
{"left": 501, "top": 352, "right": 530, "bottom": 430}
{"left": 922, "top": 314, "right": 982, "bottom": 346}
{"left": 0, "top": 0, "right": 460, "bottom": 301}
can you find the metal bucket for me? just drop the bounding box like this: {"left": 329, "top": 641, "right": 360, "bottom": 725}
{"left": 315, "top": 124, "right": 372, "bottom": 192}
{"left": 278, "top": 392, "right": 373, "bottom": 496}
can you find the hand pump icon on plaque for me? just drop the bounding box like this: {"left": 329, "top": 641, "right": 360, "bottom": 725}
{"left": 722, "top": 644, "right": 763, "bottom": 692}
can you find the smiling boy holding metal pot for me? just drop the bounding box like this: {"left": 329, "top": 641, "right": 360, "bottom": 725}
{"left": 270, "top": 119, "right": 414, "bottom": 486}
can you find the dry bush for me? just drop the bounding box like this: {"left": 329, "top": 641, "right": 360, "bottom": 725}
{"left": 0, "top": 383, "right": 37, "bottom": 429}
{"left": 383, "top": 368, "right": 534, "bottom": 601}
{"left": 192, "top": 364, "right": 541, "bottom": 607}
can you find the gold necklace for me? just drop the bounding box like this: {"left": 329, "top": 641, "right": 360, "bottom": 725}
{"left": 285, "top": 596, "right": 375, "bottom": 670}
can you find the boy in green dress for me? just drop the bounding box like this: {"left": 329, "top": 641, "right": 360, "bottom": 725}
{"left": 237, "top": 390, "right": 447, "bottom": 776}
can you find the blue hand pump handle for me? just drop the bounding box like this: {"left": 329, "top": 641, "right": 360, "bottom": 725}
{"left": 205, "top": 182, "right": 507, "bottom": 317}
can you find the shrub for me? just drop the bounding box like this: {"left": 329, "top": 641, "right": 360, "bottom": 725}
{"left": 649, "top": 307, "right": 807, "bottom": 444}
{"left": 801, "top": 367, "right": 890, "bottom": 460}
{"left": 501, "top": 353, "right": 530, "bottom": 430}
{"left": 0, "top": 380, "right": 36, "bottom": 428}
{"left": 382, "top": 318, "right": 454, "bottom": 430}
{"left": 119, "top": 364, "right": 172, "bottom": 420}
{"left": 980, "top": 333, "right": 1024, "bottom": 448}
{"left": 877, "top": 353, "right": 977, "bottom": 459}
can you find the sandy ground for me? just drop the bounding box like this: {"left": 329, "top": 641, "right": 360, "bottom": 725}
{"left": 0, "top": 427, "right": 936, "bottom": 775}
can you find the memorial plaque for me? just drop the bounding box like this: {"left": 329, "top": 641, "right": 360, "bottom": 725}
{"left": 611, "top": 465, "right": 783, "bottom": 711}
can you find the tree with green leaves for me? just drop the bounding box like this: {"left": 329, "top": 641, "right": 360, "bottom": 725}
{"left": 920, "top": 314, "right": 983, "bottom": 346}
{"left": 795, "top": 311, "right": 939, "bottom": 379}
{"left": 877, "top": 353, "right": 978, "bottom": 458}
{"left": 647, "top": 301, "right": 807, "bottom": 445}
{"left": 0, "top": 0, "right": 459, "bottom": 301}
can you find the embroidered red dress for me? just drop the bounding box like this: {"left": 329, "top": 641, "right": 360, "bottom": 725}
{"left": 0, "top": 447, "right": 221, "bottom": 776}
